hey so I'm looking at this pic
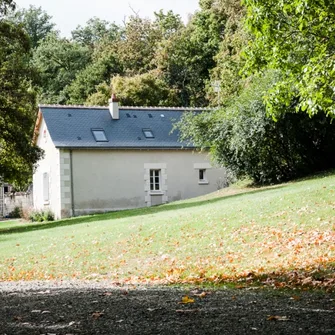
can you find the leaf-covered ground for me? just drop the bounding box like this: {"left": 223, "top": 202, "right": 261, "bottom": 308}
{"left": 0, "top": 172, "right": 334, "bottom": 290}
{"left": 1, "top": 285, "right": 334, "bottom": 334}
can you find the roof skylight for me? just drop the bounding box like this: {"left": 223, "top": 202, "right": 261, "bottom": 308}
{"left": 142, "top": 129, "right": 154, "bottom": 139}
{"left": 91, "top": 129, "right": 108, "bottom": 142}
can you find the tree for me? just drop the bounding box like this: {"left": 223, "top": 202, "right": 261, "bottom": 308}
{"left": 116, "top": 16, "right": 161, "bottom": 76}
{"left": 66, "top": 37, "right": 122, "bottom": 104}
{"left": 177, "top": 72, "right": 335, "bottom": 184}
{"left": 155, "top": 1, "right": 228, "bottom": 106}
{"left": 8, "top": 5, "right": 56, "bottom": 48}
{"left": 0, "top": 0, "right": 43, "bottom": 186}
{"left": 205, "top": 0, "right": 247, "bottom": 105}
{"left": 110, "top": 71, "right": 179, "bottom": 106}
{"left": 153, "top": 9, "right": 183, "bottom": 39}
{"left": 71, "top": 17, "right": 121, "bottom": 47}
{"left": 242, "top": 0, "right": 335, "bottom": 117}
{"left": 0, "top": 0, "right": 14, "bottom": 15}
{"left": 33, "top": 32, "right": 91, "bottom": 104}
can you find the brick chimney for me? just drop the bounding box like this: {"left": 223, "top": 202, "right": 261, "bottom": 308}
{"left": 109, "top": 93, "right": 119, "bottom": 120}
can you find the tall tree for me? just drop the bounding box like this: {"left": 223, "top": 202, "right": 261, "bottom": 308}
{"left": 33, "top": 32, "right": 91, "bottom": 104}
{"left": 116, "top": 15, "right": 161, "bottom": 76}
{"left": 177, "top": 71, "right": 335, "bottom": 184}
{"left": 71, "top": 17, "right": 121, "bottom": 47}
{"left": 155, "top": 1, "right": 227, "bottom": 106}
{"left": 111, "top": 71, "right": 179, "bottom": 106}
{"left": 8, "top": 5, "right": 56, "bottom": 48}
{"left": 243, "top": 0, "right": 335, "bottom": 117}
{"left": 206, "top": 0, "right": 247, "bottom": 105}
{"left": 0, "top": 0, "right": 43, "bottom": 186}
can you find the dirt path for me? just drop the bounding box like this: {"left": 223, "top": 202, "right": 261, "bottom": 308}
{"left": 0, "top": 282, "right": 334, "bottom": 334}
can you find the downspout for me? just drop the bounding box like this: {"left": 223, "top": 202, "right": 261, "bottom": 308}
{"left": 69, "top": 150, "right": 75, "bottom": 217}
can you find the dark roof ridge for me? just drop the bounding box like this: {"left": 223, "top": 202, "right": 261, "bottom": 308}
{"left": 38, "top": 104, "right": 213, "bottom": 111}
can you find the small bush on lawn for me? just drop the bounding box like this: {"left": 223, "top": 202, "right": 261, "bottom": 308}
{"left": 8, "top": 206, "right": 21, "bottom": 218}
{"left": 29, "top": 210, "right": 54, "bottom": 222}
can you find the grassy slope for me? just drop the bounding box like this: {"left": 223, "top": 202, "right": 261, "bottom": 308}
{"left": 0, "top": 172, "right": 334, "bottom": 288}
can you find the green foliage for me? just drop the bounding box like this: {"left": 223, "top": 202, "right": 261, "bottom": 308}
{"left": 111, "top": 72, "right": 179, "bottom": 107}
{"left": 177, "top": 72, "right": 335, "bottom": 184}
{"left": 206, "top": 0, "right": 248, "bottom": 105}
{"left": 153, "top": 9, "right": 183, "bottom": 39}
{"left": 66, "top": 41, "right": 122, "bottom": 104}
{"left": 0, "top": 13, "right": 43, "bottom": 185}
{"left": 116, "top": 16, "right": 161, "bottom": 76}
{"left": 85, "top": 82, "right": 111, "bottom": 106}
{"left": 0, "top": 0, "right": 15, "bottom": 16}
{"left": 8, "top": 206, "right": 21, "bottom": 219}
{"left": 71, "top": 17, "right": 121, "bottom": 47}
{"left": 243, "top": 0, "right": 335, "bottom": 117}
{"left": 33, "top": 33, "right": 91, "bottom": 104}
{"left": 155, "top": 1, "right": 227, "bottom": 106}
{"left": 8, "top": 5, "right": 56, "bottom": 48}
{"left": 29, "top": 209, "right": 54, "bottom": 222}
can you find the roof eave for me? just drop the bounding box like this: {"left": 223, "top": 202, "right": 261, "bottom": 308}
{"left": 32, "top": 108, "right": 43, "bottom": 145}
{"left": 54, "top": 146, "right": 197, "bottom": 150}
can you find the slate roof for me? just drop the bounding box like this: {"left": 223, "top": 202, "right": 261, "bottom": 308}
{"left": 39, "top": 106, "right": 202, "bottom": 149}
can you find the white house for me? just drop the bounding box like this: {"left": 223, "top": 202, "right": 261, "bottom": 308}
{"left": 33, "top": 96, "right": 226, "bottom": 219}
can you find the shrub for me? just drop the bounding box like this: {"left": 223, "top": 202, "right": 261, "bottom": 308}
{"left": 8, "top": 206, "right": 21, "bottom": 218}
{"left": 29, "top": 209, "right": 55, "bottom": 222}
{"left": 177, "top": 72, "right": 335, "bottom": 184}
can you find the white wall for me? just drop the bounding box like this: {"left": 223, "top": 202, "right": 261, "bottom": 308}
{"left": 33, "top": 118, "right": 61, "bottom": 218}
{"left": 69, "top": 149, "right": 225, "bottom": 216}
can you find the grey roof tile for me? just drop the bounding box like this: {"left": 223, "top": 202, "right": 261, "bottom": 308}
{"left": 40, "top": 106, "right": 198, "bottom": 149}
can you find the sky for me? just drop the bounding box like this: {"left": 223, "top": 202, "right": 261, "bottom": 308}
{"left": 14, "top": 0, "right": 200, "bottom": 37}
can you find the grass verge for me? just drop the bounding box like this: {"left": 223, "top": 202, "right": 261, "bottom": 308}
{"left": 0, "top": 172, "right": 334, "bottom": 290}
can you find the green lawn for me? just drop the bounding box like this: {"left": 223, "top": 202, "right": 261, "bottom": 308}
{"left": 0, "top": 172, "right": 334, "bottom": 289}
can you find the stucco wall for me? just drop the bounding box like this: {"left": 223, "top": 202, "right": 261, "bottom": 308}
{"left": 70, "top": 149, "right": 225, "bottom": 216}
{"left": 33, "top": 118, "right": 61, "bottom": 218}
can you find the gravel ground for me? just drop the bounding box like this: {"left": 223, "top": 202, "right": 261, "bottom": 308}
{"left": 0, "top": 281, "right": 334, "bottom": 334}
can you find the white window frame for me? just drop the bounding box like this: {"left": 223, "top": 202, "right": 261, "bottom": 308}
{"left": 150, "top": 169, "right": 161, "bottom": 191}
{"left": 194, "top": 163, "right": 211, "bottom": 185}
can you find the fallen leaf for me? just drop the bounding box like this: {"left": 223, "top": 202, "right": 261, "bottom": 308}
{"left": 179, "top": 296, "right": 195, "bottom": 304}
{"left": 92, "top": 311, "right": 104, "bottom": 319}
{"left": 290, "top": 295, "right": 300, "bottom": 301}
{"left": 193, "top": 292, "right": 207, "bottom": 298}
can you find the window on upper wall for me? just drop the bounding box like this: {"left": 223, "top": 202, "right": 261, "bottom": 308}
{"left": 150, "top": 169, "right": 161, "bottom": 191}
{"left": 91, "top": 129, "right": 108, "bottom": 142}
{"left": 43, "top": 172, "right": 49, "bottom": 203}
{"left": 143, "top": 129, "right": 154, "bottom": 139}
